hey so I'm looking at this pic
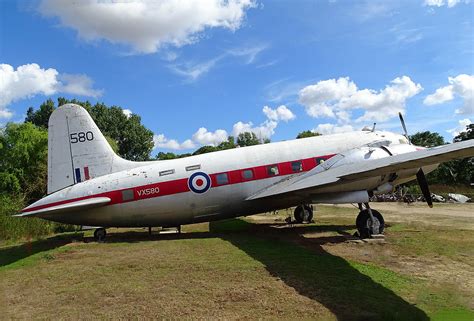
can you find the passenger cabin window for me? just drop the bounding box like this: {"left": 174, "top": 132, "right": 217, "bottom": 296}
{"left": 242, "top": 169, "right": 254, "bottom": 180}
{"left": 315, "top": 157, "right": 325, "bottom": 166}
{"left": 186, "top": 165, "right": 201, "bottom": 171}
{"left": 291, "top": 161, "right": 303, "bottom": 172}
{"left": 122, "top": 189, "right": 134, "bottom": 201}
{"left": 216, "top": 173, "right": 229, "bottom": 185}
{"left": 159, "top": 169, "right": 175, "bottom": 176}
{"left": 267, "top": 165, "right": 279, "bottom": 176}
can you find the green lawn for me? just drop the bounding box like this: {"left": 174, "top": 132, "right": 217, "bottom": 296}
{"left": 1, "top": 211, "right": 473, "bottom": 320}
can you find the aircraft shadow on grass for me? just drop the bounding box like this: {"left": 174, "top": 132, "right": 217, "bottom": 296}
{"left": 1, "top": 220, "right": 428, "bottom": 320}
{"left": 209, "top": 219, "right": 429, "bottom": 321}
{"left": 0, "top": 233, "right": 84, "bottom": 268}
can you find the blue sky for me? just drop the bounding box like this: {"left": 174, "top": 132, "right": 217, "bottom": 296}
{"left": 1, "top": 0, "right": 473, "bottom": 154}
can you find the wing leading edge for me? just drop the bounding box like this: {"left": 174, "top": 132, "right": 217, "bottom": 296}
{"left": 247, "top": 139, "right": 474, "bottom": 201}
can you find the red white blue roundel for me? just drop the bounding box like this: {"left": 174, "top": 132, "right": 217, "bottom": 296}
{"left": 188, "top": 172, "right": 211, "bottom": 194}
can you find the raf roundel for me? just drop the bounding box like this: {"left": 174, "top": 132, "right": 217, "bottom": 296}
{"left": 188, "top": 172, "right": 211, "bottom": 194}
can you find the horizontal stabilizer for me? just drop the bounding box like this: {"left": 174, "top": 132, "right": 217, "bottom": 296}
{"left": 17, "top": 197, "right": 111, "bottom": 217}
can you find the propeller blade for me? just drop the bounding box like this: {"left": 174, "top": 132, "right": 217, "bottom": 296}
{"left": 398, "top": 112, "right": 411, "bottom": 144}
{"left": 416, "top": 168, "right": 433, "bottom": 208}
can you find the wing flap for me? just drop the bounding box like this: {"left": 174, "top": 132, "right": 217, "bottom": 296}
{"left": 248, "top": 140, "right": 474, "bottom": 200}
{"left": 16, "top": 197, "right": 111, "bottom": 217}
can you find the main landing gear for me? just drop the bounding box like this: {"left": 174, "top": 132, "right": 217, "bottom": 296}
{"left": 294, "top": 204, "right": 313, "bottom": 223}
{"left": 356, "top": 203, "right": 385, "bottom": 238}
{"left": 94, "top": 228, "right": 107, "bottom": 242}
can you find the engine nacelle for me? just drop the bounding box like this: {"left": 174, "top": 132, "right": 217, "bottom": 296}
{"left": 314, "top": 143, "right": 427, "bottom": 194}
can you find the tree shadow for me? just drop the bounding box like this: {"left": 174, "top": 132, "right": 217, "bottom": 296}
{"left": 210, "top": 219, "right": 429, "bottom": 321}
{"left": 0, "top": 232, "right": 84, "bottom": 268}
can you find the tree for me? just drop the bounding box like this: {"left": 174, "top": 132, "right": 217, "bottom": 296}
{"left": 25, "top": 98, "right": 154, "bottom": 161}
{"left": 450, "top": 123, "right": 474, "bottom": 184}
{"left": 193, "top": 145, "right": 219, "bottom": 155}
{"left": 409, "top": 131, "right": 445, "bottom": 147}
{"left": 296, "top": 130, "right": 321, "bottom": 139}
{"left": 454, "top": 123, "right": 473, "bottom": 142}
{"left": 237, "top": 132, "right": 260, "bottom": 147}
{"left": 216, "top": 136, "right": 237, "bottom": 150}
{"left": 25, "top": 99, "right": 55, "bottom": 129}
{"left": 0, "top": 123, "right": 48, "bottom": 201}
{"left": 156, "top": 152, "right": 192, "bottom": 160}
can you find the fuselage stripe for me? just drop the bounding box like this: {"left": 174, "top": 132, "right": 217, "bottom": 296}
{"left": 23, "top": 153, "right": 335, "bottom": 213}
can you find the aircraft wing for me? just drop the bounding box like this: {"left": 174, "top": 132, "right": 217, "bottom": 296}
{"left": 247, "top": 140, "right": 474, "bottom": 200}
{"left": 16, "top": 197, "right": 111, "bottom": 217}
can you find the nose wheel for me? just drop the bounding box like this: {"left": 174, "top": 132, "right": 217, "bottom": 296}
{"left": 294, "top": 204, "right": 313, "bottom": 223}
{"left": 94, "top": 228, "right": 107, "bottom": 242}
{"left": 356, "top": 203, "right": 384, "bottom": 238}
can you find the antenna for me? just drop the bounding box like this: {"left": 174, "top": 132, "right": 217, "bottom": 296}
{"left": 371, "top": 123, "right": 376, "bottom": 132}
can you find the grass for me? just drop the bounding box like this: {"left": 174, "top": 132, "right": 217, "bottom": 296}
{"left": 387, "top": 224, "right": 474, "bottom": 263}
{"left": 0, "top": 205, "right": 473, "bottom": 320}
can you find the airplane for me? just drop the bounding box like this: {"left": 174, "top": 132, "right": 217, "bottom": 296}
{"left": 17, "top": 104, "right": 474, "bottom": 241}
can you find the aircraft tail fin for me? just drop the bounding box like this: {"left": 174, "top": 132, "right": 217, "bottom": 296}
{"left": 47, "top": 104, "right": 136, "bottom": 194}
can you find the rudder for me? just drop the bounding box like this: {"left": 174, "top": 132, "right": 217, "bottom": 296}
{"left": 48, "top": 104, "right": 137, "bottom": 194}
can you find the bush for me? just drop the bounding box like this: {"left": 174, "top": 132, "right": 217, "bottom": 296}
{"left": 0, "top": 194, "right": 79, "bottom": 241}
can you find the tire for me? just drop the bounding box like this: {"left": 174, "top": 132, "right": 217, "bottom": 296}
{"left": 294, "top": 205, "right": 313, "bottom": 223}
{"left": 94, "top": 228, "right": 107, "bottom": 242}
{"left": 303, "top": 204, "right": 313, "bottom": 222}
{"left": 356, "top": 209, "right": 384, "bottom": 238}
{"left": 294, "top": 206, "right": 304, "bottom": 223}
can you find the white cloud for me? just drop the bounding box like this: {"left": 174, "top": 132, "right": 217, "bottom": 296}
{"left": 232, "top": 120, "right": 278, "bottom": 139}
{"left": 423, "top": 74, "right": 474, "bottom": 115}
{"left": 232, "top": 105, "right": 295, "bottom": 139}
{"left": 313, "top": 123, "right": 354, "bottom": 135}
{"left": 169, "top": 56, "right": 224, "bottom": 81}
{"left": 262, "top": 105, "right": 295, "bottom": 122}
{"left": 39, "top": 0, "right": 256, "bottom": 54}
{"left": 424, "top": 0, "right": 470, "bottom": 7}
{"left": 169, "top": 44, "right": 267, "bottom": 81}
{"left": 298, "top": 76, "right": 422, "bottom": 123}
{"left": 0, "top": 63, "right": 102, "bottom": 119}
{"left": 192, "top": 127, "right": 228, "bottom": 146}
{"left": 153, "top": 104, "right": 294, "bottom": 151}
{"left": 227, "top": 44, "right": 267, "bottom": 64}
{"left": 58, "top": 74, "right": 103, "bottom": 98}
{"left": 153, "top": 134, "right": 196, "bottom": 150}
{"left": 447, "top": 118, "right": 472, "bottom": 137}
{"left": 122, "top": 109, "right": 132, "bottom": 118}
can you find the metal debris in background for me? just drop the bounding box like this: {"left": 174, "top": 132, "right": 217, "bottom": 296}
{"left": 370, "top": 190, "right": 473, "bottom": 203}
{"left": 448, "top": 193, "right": 471, "bottom": 203}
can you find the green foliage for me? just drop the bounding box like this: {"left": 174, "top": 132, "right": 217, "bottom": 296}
{"left": 237, "top": 132, "right": 260, "bottom": 146}
{"left": 454, "top": 123, "right": 473, "bottom": 142}
{"left": 105, "top": 135, "right": 119, "bottom": 153}
{"left": 296, "top": 130, "right": 321, "bottom": 139}
{"left": 193, "top": 145, "right": 219, "bottom": 155}
{"left": 0, "top": 195, "right": 51, "bottom": 240}
{"left": 216, "top": 136, "right": 237, "bottom": 150}
{"left": 0, "top": 123, "right": 48, "bottom": 201}
{"left": 409, "top": 131, "right": 445, "bottom": 147}
{"left": 25, "top": 99, "right": 55, "bottom": 129}
{"left": 191, "top": 133, "right": 266, "bottom": 155}
{"left": 87, "top": 102, "right": 154, "bottom": 161}
{"left": 408, "top": 129, "right": 473, "bottom": 185}
{"left": 155, "top": 152, "right": 191, "bottom": 160}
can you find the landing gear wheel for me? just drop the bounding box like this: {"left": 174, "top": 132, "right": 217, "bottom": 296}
{"left": 294, "top": 205, "right": 313, "bottom": 223}
{"left": 356, "top": 209, "right": 384, "bottom": 238}
{"left": 94, "top": 228, "right": 107, "bottom": 242}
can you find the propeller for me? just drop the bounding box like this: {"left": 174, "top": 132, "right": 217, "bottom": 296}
{"left": 416, "top": 169, "right": 433, "bottom": 208}
{"left": 398, "top": 112, "right": 411, "bottom": 144}
{"left": 398, "top": 112, "right": 433, "bottom": 208}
